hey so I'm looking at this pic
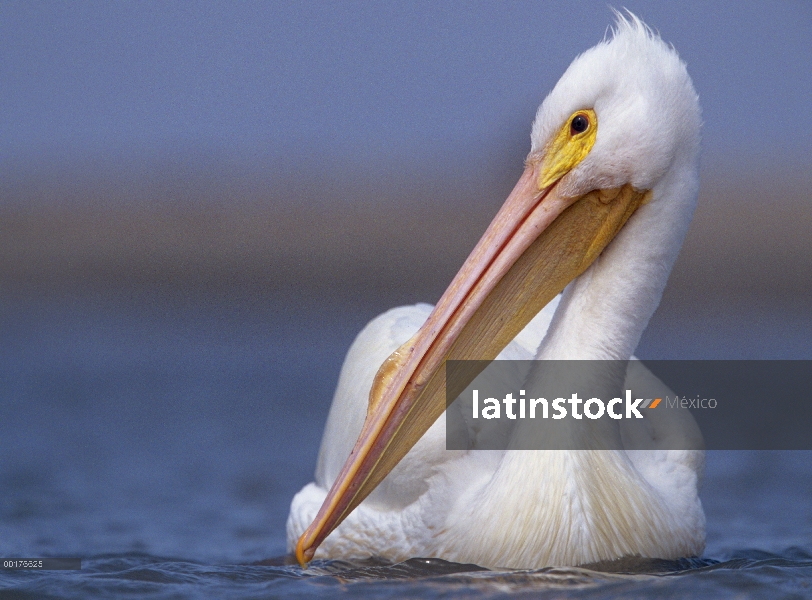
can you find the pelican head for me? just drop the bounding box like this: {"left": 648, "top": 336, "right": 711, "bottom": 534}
{"left": 297, "top": 13, "right": 701, "bottom": 565}
{"left": 532, "top": 14, "right": 700, "bottom": 200}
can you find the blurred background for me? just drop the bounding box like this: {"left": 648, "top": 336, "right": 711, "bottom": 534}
{"left": 0, "top": 1, "right": 810, "bottom": 564}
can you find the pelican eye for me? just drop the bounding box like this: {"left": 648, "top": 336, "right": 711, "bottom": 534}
{"left": 538, "top": 108, "right": 597, "bottom": 188}
{"left": 570, "top": 114, "right": 589, "bottom": 135}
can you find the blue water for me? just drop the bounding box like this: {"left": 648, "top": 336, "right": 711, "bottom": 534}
{"left": 1, "top": 290, "right": 811, "bottom": 598}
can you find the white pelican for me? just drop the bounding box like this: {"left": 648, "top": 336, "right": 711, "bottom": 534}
{"left": 287, "top": 14, "right": 705, "bottom": 569}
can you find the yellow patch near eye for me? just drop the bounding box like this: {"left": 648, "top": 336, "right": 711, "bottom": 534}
{"left": 538, "top": 109, "right": 598, "bottom": 189}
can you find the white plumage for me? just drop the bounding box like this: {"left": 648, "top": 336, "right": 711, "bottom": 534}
{"left": 288, "top": 14, "right": 705, "bottom": 569}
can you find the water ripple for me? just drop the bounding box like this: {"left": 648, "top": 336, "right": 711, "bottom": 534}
{"left": 1, "top": 551, "right": 811, "bottom": 599}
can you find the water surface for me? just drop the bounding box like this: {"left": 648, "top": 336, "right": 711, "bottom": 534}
{"left": 1, "top": 291, "right": 810, "bottom": 598}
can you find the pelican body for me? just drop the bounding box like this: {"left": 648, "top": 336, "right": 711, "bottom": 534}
{"left": 287, "top": 14, "right": 705, "bottom": 569}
